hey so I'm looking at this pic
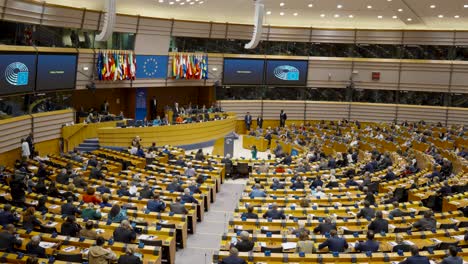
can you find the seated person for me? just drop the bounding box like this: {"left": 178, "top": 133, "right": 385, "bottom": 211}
{"left": 240, "top": 205, "right": 258, "bottom": 219}
{"left": 181, "top": 188, "right": 199, "bottom": 204}
{"left": 61, "top": 215, "right": 82, "bottom": 237}
{"left": 118, "top": 245, "right": 142, "bottom": 264}
{"left": 96, "top": 182, "right": 111, "bottom": 194}
{"left": 296, "top": 231, "right": 315, "bottom": 253}
{"left": 26, "top": 235, "right": 46, "bottom": 258}
{"left": 175, "top": 156, "right": 186, "bottom": 167}
{"left": 291, "top": 222, "right": 310, "bottom": 236}
{"left": 270, "top": 178, "right": 284, "bottom": 189}
{"left": 22, "top": 207, "right": 43, "bottom": 231}
{"left": 82, "top": 187, "right": 102, "bottom": 204}
{"left": 357, "top": 200, "right": 375, "bottom": 219}
{"left": 80, "top": 220, "right": 98, "bottom": 240}
{"left": 291, "top": 176, "right": 305, "bottom": 189}
{"left": 389, "top": 201, "right": 404, "bottom": 218}
{"left": 219, "top": 247, "right": 246, "bottom": 264}
{"left": 108, "top": 204, "right": 127, "bottom": 223}
{"left": 166, "top": 178, "right": 183, "bottom": 192}
{"left": 170, "top": 197, "right": 188, "bottom": 215}
{"left": 113, "top": 220, "right": 136, "bottom": 244}
{"left": 99, "top": 193, "right": 112, "bottom": 208}
{"left": 81, "top": 203, "right": 102, "bottom": 220}
{"left": 262, "top": 203, "right": 285, "bottom": 220}
{"left": 184, "top": 163, "right": 196, "bottom": 177}
{"left": 318, "top": 229, "right": 349, "bottom": 252}
{"left": 188, "top": 181, "right": 202, "bottom": 194}
{"left": 117, "top": 182, "right": 132, "bottom": 197}
{"left": 398, "top": 246, "right": 430, "bottom": 264}
{"left": 234, "top": 231, "right": 254, "bottom": 252}
{"left": 412, "top": 210, "right": 436, "bottom": 231}
{"left": 355, "top": 231, "right": 379, "bottom": 252}
{"left": 249, "top": 184, "right": 266, "bottom": 198}
{"left": 89, "top": 236, "right": 117, "bottom": 263}
{"left": 310, "top": 175, "right": 323, "bottom": 188}
{"left": 439, "top": 245, "right": 463, "bottom": 264}
{"left": 152, "top": 116, "right": 162, "bottom": 126}
{"left": 0, "top": 224, "right": 22, "bottom": 252}
{"left": 313, "top": 216, "right": 336, "bottom": 235}
{"left": 0, "top": 204, "right": 19, "bottom": 226}
{"left": 139, "top": 183, "right": 153, "bottom": 199}
{"left": 368, "top": 211, "right": 389, "bottom": 234}
{"left": 147, "top": 193, "right": 166, "bottom": 212}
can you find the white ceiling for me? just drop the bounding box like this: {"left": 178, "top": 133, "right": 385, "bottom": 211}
{"left": 46, "top": 0, "right": 468, "bottom": 30}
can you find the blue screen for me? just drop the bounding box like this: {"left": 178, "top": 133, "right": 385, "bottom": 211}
{"left": 0, "top": 54, "right": 36, "bottom": 95}
{"left": 223, "top": 59, "right": 264, "bottom": 85}
{"left": 36, "top": 54, "right": 77, "bottom": 91}
{"left": 265, "top": 60, "right": 308, "bottom": 86}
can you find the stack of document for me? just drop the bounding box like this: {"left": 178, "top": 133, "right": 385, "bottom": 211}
{"left": 281, "top": 242, "right": 297, "bottom": 250}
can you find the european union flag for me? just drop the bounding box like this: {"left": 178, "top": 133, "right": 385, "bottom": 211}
{"left": 135, "top": 55, "right": 168, "bottom": 79}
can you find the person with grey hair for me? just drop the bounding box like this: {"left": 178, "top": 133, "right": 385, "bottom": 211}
{"left": 118, "top": 244, "right": 141, "bottom": 264}
{"left": 270, "top": 178, "right": 284, "bottom": 189}
{"left": 117, "top": 181, "right": 132, "bottom": 197}
{"left": 113, "top": 220, "right": 136, "bottom": 244}
{"left": 313, "top": 216, "right": 336, "bottom": 234}
{"left": 234, "top": 231, "right": 254, "bottom": 252}
{"left": 139, "top": 182, "right": 153, "bottom": 199}
{"left": 263, "top": 203, "right": 285, "bottom": 219}
{"left": 181, "top": 188, "right": 199, "bottom": 204}
{"left": 188, "top": 180, "right": 201, "bottom": 194}
{"left": 184, "top": 163, "right": 196, "bottom": 177}
{"left": 220, "top": 247, "right": 246, "bottom": 264}
{"left": 249, "top": 184, "right": 266, "bottom": 198}
{"left": 26, "top": 235, "right": 46, "bottom": 258}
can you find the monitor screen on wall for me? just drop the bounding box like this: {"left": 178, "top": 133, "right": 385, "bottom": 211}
{"left": 0, "top": 53, "right": 36, "bottom": 95}
{"left": 223, "top": 59, "right": 265, "bottom": 85}
{"left": 265, "top": 60, "right": 308, "bottom": 86}
{"left": 36, "top": 54, "right": 78, "bottom": 91}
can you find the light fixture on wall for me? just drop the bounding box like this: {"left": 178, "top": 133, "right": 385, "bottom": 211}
{"left": 157, "top": 0, "right": 207, "bottom": 7}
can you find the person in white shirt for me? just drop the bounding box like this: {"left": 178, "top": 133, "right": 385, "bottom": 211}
{"left": 21, "top": 139, "right": 30, "bottom": 160}
{"left": 313, "top": 186, "right": 326, "bottom": 198}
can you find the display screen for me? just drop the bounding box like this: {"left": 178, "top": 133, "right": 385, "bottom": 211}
{"left": 36, "top": 54, "right": 77, "bottom": 91}
{"left": 223, "top": 59, "right": 265, "bottom": 85}
{"left": 0, "top": 54, "right": 36, "bottom": 95}
{"left": 265, "top": 60, "right": 308, "bottom": 86}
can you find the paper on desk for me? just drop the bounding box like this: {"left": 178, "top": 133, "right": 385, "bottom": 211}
{"left": 430, "top": 238, "right": 442, "bottom": 244}
{"left": 49, "top": 205, "right": 59, "bottom": 209}
{"left": 95, "top": 229, "right": 105, "bottom": 234}
{"left": 261, "top": 226, "right": 269, "bottom": 230}
{"left": 235, "top": 225, "right": 243, "bottom": 230}
{"left": 39, "top": 242, "right": 56, "bottom": 249}
{"left": 139, "top": 235, "right": 157, "bottom": 240}
{"left": 404, "top": 240, "right": 415, "bottom": 246}
{"left": 81, "top": 248, "right": 89, "bottom": 255}
{"left": 388, "top": 241, "right": 397, "bottom": 247}
{"left": 46, "top": 222, "right": 58, "bottom": 227}
{"left": 63, "top": 246, "right": 76, "bottom": 252}
{"left": 281, "top": 242, "right": 297, "bottom": 250}
{"left": 348, "top": 242, "right": 357, "bottom": 248}
{"left": 452, "top": 235, "right": 465, "bottom": 241}
{"left": 257, "top": 242, "right": 267, "bottom": 247}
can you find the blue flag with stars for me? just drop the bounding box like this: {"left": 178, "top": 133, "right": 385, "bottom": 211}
{"left": 135, "top": 55, "right": 168, "bottom": 79}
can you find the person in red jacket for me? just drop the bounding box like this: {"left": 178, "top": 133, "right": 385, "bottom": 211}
{"left": 82, "top": 187, "right": 102, "bottom": 204}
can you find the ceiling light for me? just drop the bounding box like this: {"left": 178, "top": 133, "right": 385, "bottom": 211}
{"left": 349, "top": 14, "right": 354, "bottom": 18}
{"left": 293, "top": 13, "right": 298, "bottom": 16}
{"left": 398, "top": 8, "right": 403, "bottom": 12}
{"left": 337, "top": 4, "right": 343, "bottom": 8}
{"left": 280, "top": 2, "right": 284, "bottom": 6}
{"left": 367, "top": 5, "right": 372, "bottom": 9}
{"left": 308, "top": 4, "right": 313, "bottom": 7}
{"left": 430, "top": 5, "right": 436, "bottom": 8}
{"left": 387, "top": 0, "right": 392, "bottom": 1}
{"left": 438, "top": 14, "right": 444, "bottom": 18}
{"left": 378, "top": 15, "right": 383, "bottom": 19}
{"left": 169, "top": 1, "right": 174, "bottom": 4}
{"left": 158, "top": 0, "right": 164, "bottom": 2}
{"left": 180, "top": 2, "right": 185, "bottom": 4}
{"left": 266, "top": 11, "right": 271, "bottom": 15}
{"left": 189, "top": 1, "right": 194, "bottom": 4}
{"left": 159, "top": 0, "right": 206, "bottom": 6}
{"left": 334, "top": 14, "right": 340, "bottom": 18}
{"left": 464, "top": 4, "right": 468, "bottom": 8}
{"left": 392, "top": 15, "right": 398, "bottom": 19}
{"left": 407, "top": 18, "right": 412, "bottom": 21}
{"left": 455, "top": 15, "right": 460, "bottom": 18}
{"left": 320, "top": 14, "right": 325, "bottom": 17}
{"left": 199, "top": 1, "right": 203, "bottom": 3}
{"left": 280, "top": 12, "right": 284, "bottom": 16}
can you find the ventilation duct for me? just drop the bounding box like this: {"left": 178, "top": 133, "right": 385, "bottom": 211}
{"left": 96, "top": 0, "right": 117, "bottom": 42}
{"left": 244, "top": 0, "right": 265, "bottom": 49}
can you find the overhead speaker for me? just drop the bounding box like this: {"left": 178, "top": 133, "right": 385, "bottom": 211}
{"left": 95, "top": 0, "right": 116, "bottom": 42}
{"left": 244, "top": 0, "right": 264, "bottom": 50}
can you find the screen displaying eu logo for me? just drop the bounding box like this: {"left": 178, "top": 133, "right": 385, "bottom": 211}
{"left": 136, "top": 55, "right": 168, "bottom": 79}
{"left": 5, "top": 62, "right": 29, "bottom": 86}
{"left": 273, "top": 65, "right": 299, "bottom": 81}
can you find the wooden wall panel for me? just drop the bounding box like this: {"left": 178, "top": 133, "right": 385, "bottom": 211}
{"left": 356, "top": 30, "right": 403, "bottom": 44}
{"left": 210, "top": 23, "right": 227, "bottom": 39}
{"left": 138, "top": 17, "right": 172, "bottom": 36}
{"left": 2, "top": 0, "right": 42, "bottom": 24}
{"left": 41, "top": 5, "right": 83, "bottom": 29}
{"left": 307, "top": 59, "right": 353, "bottom": 88}
{"left": 32, "top": 110, "right": 74, "bottom": 143}
{"left": 350, "top": 103, "right": 397, "bottom": 122}
{"left": 268, "top": 27, "right": 311, "bottom": 42}
{"left": 0, "top": 116, "right": 31, "bottom": 153}
{"left": 403, "top": 31, "right": 455, "bottom": 45}
{"left": 218, "top": 100, "right": 262, "bottom": 120}
{"left": 226, "top": 24, "right": 253, "bottom": 40}
{"left": 262, "top": 100, "right": 305, "bottom": 120}
{"left": 172, "top": 21, "right": 211, "bottom": 38}
{"left": 82, "top": 10, "right": 101, "bottom": 30}
{"left": 450, "top": 64, "right": 468, "bottom": 94}
{"left": 205, "top": 55, "right": 223, "bottom": 86}
{"left": 310, "top": 30, "right": 355, "bottom": 43}
{"left": 72, "top": 88, "right": 136, "bottom": 118}
{"left": 397, "top": 105, "right": 447, "bottom": 123}
{"left": 399, "top": 62, "right": 451, "bottom": 92}
{"left": 115, "top": 15, "right": 138, "bottom": 33}
{"left": 353, "top": 60, "right": 400, "bottom": 90}
{"left": 447, "top": 108, "right": 468, "bottom": 126}
{"left": 454, "top": 32, "right": 468, "bottom": 46}
{"left": 306, "top": 101, "right": 350, "bottom": 121}
{"left": 76, "top": 50, "right": 95, "bottom": 90}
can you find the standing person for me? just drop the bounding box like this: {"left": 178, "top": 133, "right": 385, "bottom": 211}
{"left": 21, "top": 139, "right": 30, "bottom": 160}
{"left": 101, "top": 99, "right": 109, "bottom": 114}
{"left": 149, "top": 96, "right": 157, "bottom": 120}
{"left": 26, "top": 133, "right": 34, "bottom": 159}
{"left": 256, "top": 116, "right": 263, "bottom": 129}
{"left": 251, "top": 145, "right": 258, "bottom": 160}
{"left": 244, "top": 112, "right": 252, "bottom": 132}
{"left": 279, "top": 110, "right": 287, "bottom": 128}
{"left": 173, "top": 102, "right": 180, "bottom": 123}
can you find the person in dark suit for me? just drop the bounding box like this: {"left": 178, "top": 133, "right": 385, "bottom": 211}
{"left": 256, "top": 116, "right": 263, "bottom": 129}
{"left": 412, "top": 210, "right": 436, "bottom": 231}
{"left": 149, "top": 96, "right": 158, "bottom": 120}
{"left": 398, "top": 246, "right": 430, "bottom": 264}
{"left": 262, "top": 203, "right": 285, "bottom": 219}
{"left": 170, "top": 197, "right": 188, "bottom": 215}
{"left": 368, "top": 211, "right": 389, "bottom": 233}
{"left": 174, "top": 156, "right": 187, "bottom": 167}
{"left": 181, "top": 188, "right": 199, "bottom": 204}
{"left": 166, "top": 178, "right": 183, "bottom": 192}
{"left": 55, "top": 168, "right": 70, "bottom": 185}
{"left": 118, "top": 245, "right": 142, "bottom": 264}
{"left": 291, "top": 176, "right": 305, "bottom": 189}
{"left": 383, "top": 167, "right": 396, "bottom": 181}
{"left": 357, "top": 200, "right": 375, "bottom": 219}
{"left": 113, "top": 220, "right": 136, "bottom": 244}
{"left": 0, "top": 224, "right": 22, "bottom": 252}
{"left": 61, "top": 215, "right": 81, "bottom": 237}
{"left": 240, "top": 206, "right": 258, "bottom": 219}
{"left": 355, "top": 231, "right": 379, "bottom": 252}
{"left": 0, "top": 204, "right": 19, "bottom": 227}
{"left": 313, "top": 216, "right": 336, "bottom": 234}
{"left": 440, "top": 245, "right": 463, "bottom": 264}
{"left": 310, "top": 175, "right": 323, "bottom": 188}
{"left": 389, "top": 201, "right": 404, "bottom": 218}
{"left": 318, "top": 229, "right": 349, "bottom": 252}
{"left": 147, "top": 193, "right": 166, "bottom": 212}
{"left": 244, "top": 112, "right": 252, "bottom": 132}
{"left": 173, "top": 102, "right": 180, "bottom": 123}
{"left": 270, "top": 178, "right": 285, "bottom": 189}
{"left": 220, "top": 247, "right": 246, "bottom": 264}
{"left": 279, "top": 110, "right": 287, "bottom": 128}
{"left": 234, "top": 231, "right": 254, "bottom": 252}
{"left": 89, "top": 163, "right": 104, "bottom": 180}
{"left": 139, "top": 184, "right": 153, "bottom": 199}
{"left": 26, "top": 235, "right": 46, "bottom": 258}
{"left": 96, "top": 182, "right": 111, "bottom": 194}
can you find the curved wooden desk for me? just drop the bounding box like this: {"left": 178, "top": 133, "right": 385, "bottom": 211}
{"left": 97, "top": 116, "right": 237, "bottom": 147}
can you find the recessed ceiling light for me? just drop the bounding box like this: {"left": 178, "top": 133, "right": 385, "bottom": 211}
{"left": 378, "top": 15, "right": 383, "bottom": 19}
{"left": 438, "top": 14, "right": 444, "bottom": 18}
{"left": 293, "top": 12, "right": 298, "bottom": 16}
{"left": 398, "top": 8, "right": 403, "bottom": 12}
{"left": 280, "top": 2, "right": 285, "bottom": 6}
{"left": 308, "top": 4, "right": 313, "bottom": 7}
{"left": 392, "top": 15, "right": 398, "bottom": 19}
{"left": 180, "top": 2, "right": 184, "bottom": 5}
{"left": 337, "top": 4, "right": 343, "bottom": 8}
{"left": 189, "top": 1, "right": 194, "bottom": 4}
{"left": 367, "top": 5, "right": 372, "bottom": 9}
{"left": 199, "top": 1, "right": 203, "bottom": 3}
{"left": 266, "top": 11, "right": 271, "bottom": 15}
{"left": 169, "top": 1, "right": 174, "bottom": 4}
{"left": 455, "top": 15, "right": 460, "bottom": 18}
{"left": 430, "top": 5, "right": 436, "bottom": 8}
{"left": 320, "top": 14, "right": 325, "bottom": 17}
{"left": 407, "top": 18, "right": 412, "bottom": 21}
{"left": 387, "top": 0, "right": 392, "bottom": 1}
{"left": 280, "top": 12, "right": 284, "bottom": 16}
{"left": 349, "top": 14, "right": 354, "bottom": 18}
{"left": 464, "top": 4, "right": 468, "bottom": 8}
{"left": 334, "top": 14, "right": 340, "bottom": 18}
{"left": 158, "top": 0, "right": 164, "bottom": 3}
